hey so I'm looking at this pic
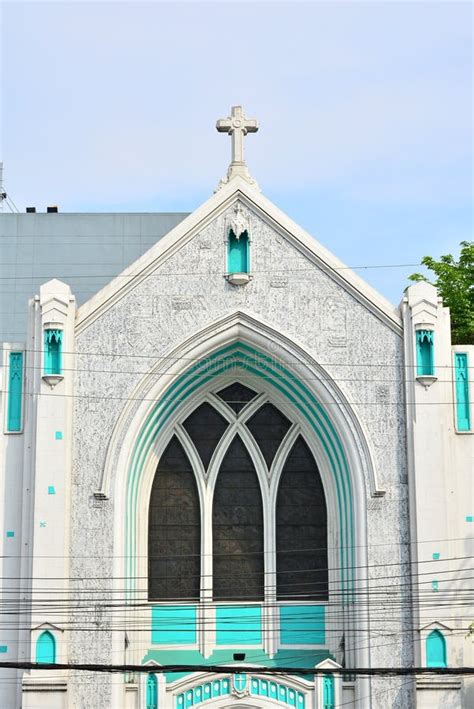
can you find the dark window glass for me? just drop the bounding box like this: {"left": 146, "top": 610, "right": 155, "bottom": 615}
{"left": 148, "top": 436, "right": 200, "bottom": 600}
{"left": 276, "top": 436, "right": 328, "bottom": 600}
{"left": 182, "top": 402, "right": 228, "bottom": 470}
{"left": 215, "top": 382, "right": 257, "bottom": 414}
{"left": 246, "top": 403, "right": 291, "bottom": 469}
{"left": 213, "top": 435, "right": 264, "bottom": 600}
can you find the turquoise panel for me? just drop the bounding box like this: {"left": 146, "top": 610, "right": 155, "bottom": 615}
{"left": 152, "top": 606, "right": 196, "bottom": 645}
{"left": 7, "top": 352, "right": 23, "bottom": 432}
{"left": 416, "top": 330, "right": 434, "bottom": 376}
{"left": 0, "top": 646, "right": 7, "bottom": 653}
{"left": 55, "top": 431, "right": 63, "bottom": 440}
{"left": 228, "top": 230, "right": 249, "bottom": 273}
{"left": 426, "top": 629, "right": 447, "bottom": 668}
{"left": 146, "top": 673, "right": 158, "bottom": 709}
{"left": 323, "top": 675, "right": 335, "bottom": 708}
{"left": 6, "top": 531, "right": 15, "bottom": 538}
{"left": 455, "top": 353, "right": 470, "bottom": 431}
{"left": 44, "top": 329, "right": 62, "bottom": 375}
{"left": 127, "top": 341, "right": 354, "bottom": 607}
{"left": 216, "top": 605, "right": 262, "bottom": 645}
{"left": 280, "top": 605, "right": 325, "bottom": 645}
{"left": 36, "top": 631, "right": 55, "bottom": 663}
{"left": 142, "top": 648, "right": 332, "bottom": 682}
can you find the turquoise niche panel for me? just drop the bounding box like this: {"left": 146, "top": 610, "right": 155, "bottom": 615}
{"left": 44, "top": 329, "right": 63, "bottom": 375}
{"left": 228, "top": 230, "right": 249, "bottom": 273}
{"left": 215, "top": 605, "right": 262, "bottom": 645}
{"left": 280, "top": 605, "right": 325, "bottom": 645}
{"left": 176, "top": 678, "right": 230, "bottom": 708}
{"left": 455, "top": 353, "right": 470, "bottom": 431}
{"left": 416, "top": 330, "right": 434, "bottom": 376}
{"left": 426, "top": 629, "right": 447, "bottom": 668}
{"left": 250, "top": 678, "right": 305, "bottom": 708}
{"left": 146, "top": 673, "right": 158, "bottom": 709}
{"left": 36, "top": 631, "right": 56, "bottom": 663}
{"left": 323, "top": 675, "right": 335, "bottom": 708}
{"left": 152, "top": 606, "right": 196, "bottom": 645}
{"left": 7, "top": 352, "right": 23, "bottom": 432}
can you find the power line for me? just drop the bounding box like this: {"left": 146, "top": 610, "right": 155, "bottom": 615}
{"left": 0, "top": 661, "right": 472, "bottom": 677}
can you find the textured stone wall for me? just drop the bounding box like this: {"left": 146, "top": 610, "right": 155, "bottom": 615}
{"left": 70, "top": 201, "right": 412, "bottom": 707}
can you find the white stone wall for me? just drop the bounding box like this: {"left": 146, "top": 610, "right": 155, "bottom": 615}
{"left": 70, "top": 200, "right": 412, "bottom": 707}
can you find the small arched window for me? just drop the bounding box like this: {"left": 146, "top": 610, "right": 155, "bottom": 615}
{"left": 228, "top": 229, "right": 249, "bottom": 274}
{"left": 426, "top": 629, "right": 447, "bottom": 667}
{"left": 276, "top": 436, "right": 328, "bottom": 600}
{"left": 44, "top": 329, "right": 63, "bottom": 375}
{"left": 323, "top": 674, "right": 335, "bottom": 708}
{"left": 148, "top": 436, "right": 200, "bottom": 600}
{"left": 416, "top": 330, "right": 434, "bottom": 376}
{"left": 213, "top": 435, "right": 264, "bottom": 600}
{"left": 146, "top": 673, "right": 158, "bottom": 709}
{"left": 36, "top": 630, "right": 56, "bottom": 663}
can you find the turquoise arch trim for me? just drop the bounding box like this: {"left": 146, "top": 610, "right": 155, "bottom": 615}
{"left": 125, "top": 342, "right": 355, "bottom": 598}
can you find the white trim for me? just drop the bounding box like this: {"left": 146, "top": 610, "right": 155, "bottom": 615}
{"left": 76, "top": 178, "right": 402, "bottom": 335}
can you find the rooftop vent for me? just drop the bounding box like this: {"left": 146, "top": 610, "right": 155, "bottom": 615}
{"left": 26, "top": 207, "right": 36, "bottom": 213}
{"left": 46, "top": 205, "right": 58, "bottom": 213}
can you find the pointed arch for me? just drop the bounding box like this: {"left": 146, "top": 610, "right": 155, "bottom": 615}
{"left": 36, "top": 630, "right": 56, "bottom": 664}
{"left": 426, "top": 629, "right": 447, "bottom": 668}
{"left": 276, "top": 436, "right": 328, "bottom": 600}
{"left": 148, "top": 435, "right": 200, "bottom": 600}
{"left": 146, "top": 673, "right": 158, "bottom": 709}
{"left": 212, "top": 434, "right": 264, "bottom": 600}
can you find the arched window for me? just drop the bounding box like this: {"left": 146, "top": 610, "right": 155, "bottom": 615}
{"left": 146, "top": 673, "right": 158, "bottom": 709}
{"left": 36, "top": 630, "right": 56, "bottom": 663}
{"left": 228, "top": 229, "right": 249, "bottom": 274}
{"left": 426, "top": 629, "right": 447, "bottom": 667}
{"left": 213, "top": 435, "right": 264, "bottom": 600}
{"left": 44, "top": 329, "right": 63, "bottom": 375}
{"left": 323, "top": 675, "right": 335, "bottom": 709}
{"left": 148, "top": 436, "right": 200, "bottom": 600}
{"left": 416, "top": 330, "right": 434, "bottom": 376}
{"left": 276, "top": 436, "right": 328, "bottom": 600}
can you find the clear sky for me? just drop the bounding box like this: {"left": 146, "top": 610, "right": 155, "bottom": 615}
{"left": 1, "top": 0, "right": 472, "bottom": 303}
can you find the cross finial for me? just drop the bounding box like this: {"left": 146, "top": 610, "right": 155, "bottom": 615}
{"left": 216, "top": 105, "right": 259, "bottom": 190}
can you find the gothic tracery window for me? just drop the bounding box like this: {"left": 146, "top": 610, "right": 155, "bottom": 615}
{"left": 147, "top": 384, "right": 329, "bottom": 603}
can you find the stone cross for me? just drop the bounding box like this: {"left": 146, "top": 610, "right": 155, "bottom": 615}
{"left": 216, "top": 105, "right": 259, "bottom": 188}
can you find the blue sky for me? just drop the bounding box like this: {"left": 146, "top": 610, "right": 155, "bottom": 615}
{"left": 1, "top": 0, "right": 472, "bottom": 303}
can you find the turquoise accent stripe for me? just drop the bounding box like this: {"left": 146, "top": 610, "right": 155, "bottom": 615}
{"left": 7, "top": 351, "right": 23, "bottom": 432}
{"left": 152, "top": 606, "right": 197, "bottom": 645}
{"left": 216, "top": 605, "right": 262, "bottom": 645}
{"left": 455, "top": 353, "right": 470, "bottom": 431}
{"left": 126, "top": 342, "right": 355, "bottom": 602}
{"left": 280, "top": 605, "right": 325, "bottom": 645}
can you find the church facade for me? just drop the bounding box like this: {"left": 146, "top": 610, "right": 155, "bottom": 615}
{"left": 0, "top": 108, "right": 472, "bottom": 708}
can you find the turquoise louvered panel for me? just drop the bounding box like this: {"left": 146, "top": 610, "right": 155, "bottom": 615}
{"left": 215, "top": 605, "right": 262, "bottom": 645}
{"left": 455, "top": 353, "right": 470, "bottom": 431}
{"left": 7, "top": 352, "right": 23, "bottom": 431}
{"left": 280, "top": 605, "right": 325, "bottom": 645}
{"left": 151, "top": 606, "right": 197, "bottom": 645}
